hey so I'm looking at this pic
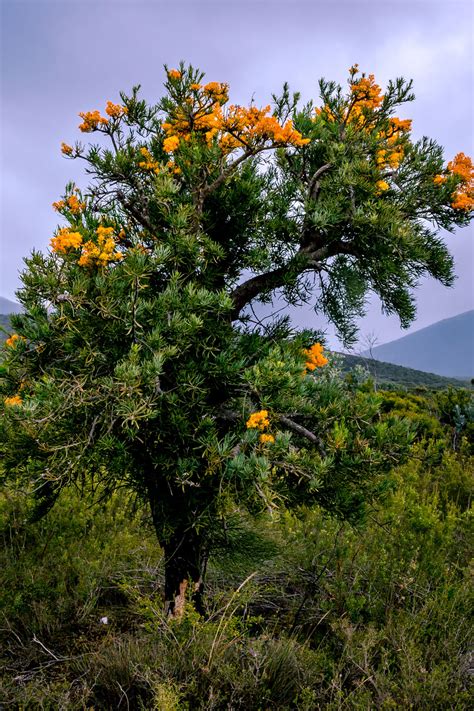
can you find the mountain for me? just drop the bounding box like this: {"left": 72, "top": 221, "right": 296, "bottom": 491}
{"left": 0, "top": 297, "right": 22, "bottom": 314}
{"left": 0, "top": 297, "right": 22, "bottom": 342}
{"left": 362, "top": 311, "right": 474, "bottom": 379}
{"left": 338, "top": 353, "right": 471, "bottom": 390}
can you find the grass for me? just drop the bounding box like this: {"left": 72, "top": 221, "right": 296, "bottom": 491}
{"left": 1, "top": 388, "right": 473, "bottom": 708}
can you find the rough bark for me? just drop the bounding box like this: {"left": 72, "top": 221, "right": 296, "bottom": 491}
{"left": 162, "top": 527, "right": 207, "bottom": 618}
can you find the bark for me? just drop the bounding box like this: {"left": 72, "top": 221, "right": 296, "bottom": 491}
{"left": 162, "top": 527, "right": 207, "bottom": 619}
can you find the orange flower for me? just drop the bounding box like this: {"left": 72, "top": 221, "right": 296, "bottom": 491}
{"left": 67, "top": 194, "right": 86, "bottom": 214}
{"left": 303, "top": 343, "right": 328, "bottom": 371}
{"left": 105, "top": 101, "right": 128, "bottom": 118}
{"left": 447, "top": 152, "right": 474, "bottom": 211}
{"left": 61, "top": 142, "right": 73, "bottom": 155}
{"left": 259, "top": 433, "right": 275, "bottom": 444}
{"left": 5, "top": 333, "right": 24, "bottom": 348}
{"left": 163, "top": 135, "right": 180, "bottom": 153}
{"left": 4, "top": 394, "right": 22, "bottom": 407}
{"left": 78, "top": 225, "right": 123, "bottom": 267}
{"left": 246, "top": 410, "right": 270, "bottom": 431}
{"left": 168, "top": 69, "right": 182, "bottom": 80}
{"left": 376, "top": 180, "right": 389, "bottom": 192}
{"left": 50, "top": 228, "right": 83, "bottom": 253}
{"left": 78, "top": 110, "right": 108, "bottom": 132}
{"left": 138, "top": 147, "right": 160, "bottom": 173}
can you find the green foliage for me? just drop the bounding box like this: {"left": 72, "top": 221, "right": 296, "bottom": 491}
{"left": 1, "top": 64, "right": 472, "bottom": 611}
{"left": 1, "top": 390, "right": 472, "bottom": 708}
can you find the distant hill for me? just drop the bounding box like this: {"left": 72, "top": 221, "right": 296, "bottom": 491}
{"left": 338, "top": 352, "right": 471, "bottom": 390}
{"left": 362, "top": 311, "right": 474, "bottom": 379}
{"left": 0, "top": 297, "right": 22, "bottom": 343}
{"left": 0, "top": 297, "right": 22, "bottom": 314}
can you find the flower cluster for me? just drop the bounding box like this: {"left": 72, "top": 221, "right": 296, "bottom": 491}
{"left": 447, "top": 153, "right": 474, "bottom": 211}
{"left": 78, "top": 110, "right": 109, "bottom": 132}
{"left": 246, "top": 409, "right": 270, "bottom": 430}
{"left": 303, "top": 343, "right": 328, "bottom": 371}
{"left": 78, "top": 226, "right": 123, "bottom": 267}
{"left": 52, "top": 194, "right": 86, "bottom": 214}
{"left": 105, "top": 101, "right": 128, "bottom": 118}
{"left": 376, "top": 180, "right": 389, "bottom": 193}
{"left": 163, "top": 135, "right": 180, "bottom": 153}
{"left": 246, "top": 409, "right": 275, "bottom": 444}
{"left": 50, "top": 227, "right": 83, "bottom": 253}
{"left": 50, "top": 225, "right": 123, "bottom": 267}
{"left": 4, "top": 395, "right": 22, "bottom": 407}
{"left": 160, "top": 75, "right": 309, "bottom": 158}
{"left": 350, "top": 72, "right": 384, "bottom": 112}
{"left": 316, "top": 68, "right": 412, "bottom": 181}
{"left": 167, "top": 69, "right": 182, "bottom": 80}
{"left": 61, "top": 142, "right": 73, "bottom": 155}
{"left": 5, "top": 333, "right": 24, "bottom": 348}
{"left": 138, "top": 147, "right": 160, "bottom": 173}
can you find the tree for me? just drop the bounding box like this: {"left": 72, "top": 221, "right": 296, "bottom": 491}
{"left": 1, "top": 64, "right": 472, "bottom": 615}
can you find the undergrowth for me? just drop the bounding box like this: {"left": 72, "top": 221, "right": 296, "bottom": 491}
{"left": 1, "top": 389, "right": 473, "bottom": 709}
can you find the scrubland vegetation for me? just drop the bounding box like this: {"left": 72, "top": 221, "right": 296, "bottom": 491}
{"left": 1, "top": 384, "right": 472, "bottom": 709}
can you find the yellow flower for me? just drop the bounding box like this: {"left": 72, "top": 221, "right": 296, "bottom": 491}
{"left": 168, "top": 69, "right": 182, "bottom": 80}
{"left": 163, "top": 135, "right": 180, "bottom": 153}
{"left": 451, "top": 192, "right": 473, "bottom": 210}
{"left": 78, "top": 110, "right": 108, "bottom": 132}
{"left": 447, "top": 153, "right": 474, "bottom": 211}
{"left": 138, "top": 146, "right": 160, "bottom": 173}
{"left": 303, "top": 343, "right": 328, "bottom": 371}
{"left": 376, "top": 180, "right": 389, "bottom": 192}
{"left": 203, "top": 81, "right": 229, "bottom": 103}
{"left": 67, "top": 194, "right": 86, "bottom": 214}
{"left": 259, "top": 433, "right": 275, "bottom": 444}
{"left": 105, "top": 101, "right": 128, "bottom": 118}
{"left": 5, "top": 333, "right": 24, "bottom": 348}
{"left": 433, "top": 174, "right": 446, "bottom": 185}
{"left": 4, "top": 394, "right": 22, "bottom": 407}
{"left": 50, "top": 228, "right": 83, "bottom": 253}
{"left": 78, "top": 225, "right": 123, "bottom": 267}
{"left": 246, "top": 410, "right": 270, "bottom": 431}
{"left": 61, "top": 142, "right": 73, "bottom": 155}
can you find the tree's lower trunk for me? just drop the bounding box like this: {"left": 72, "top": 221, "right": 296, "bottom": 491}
{"left": 163, "top": 527, "right": 207, "bottom": 618}
{"left": 147, "top": 484, "right": 208, "bottom": 618}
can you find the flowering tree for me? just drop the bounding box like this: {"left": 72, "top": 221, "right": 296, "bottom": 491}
{"left": 1, "top": 64, "right": 472, "bottom": 615}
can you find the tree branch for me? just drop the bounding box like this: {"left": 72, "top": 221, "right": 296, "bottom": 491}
{"left": 117, "top": 190, "right": 155, "bottom": 233}
{"left": 308, "top": 163, "right": 331, "bottom": 200}
{"left": 278, "top": 415, "right": 326, "bottom": 456}
{"left": 200, "top": 145, "right": 269, "bottom": 201}
{"left": 229, "top": 239, "right": 357, "bottom": 320}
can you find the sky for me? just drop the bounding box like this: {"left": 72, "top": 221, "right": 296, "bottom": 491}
{"left": 1, "top": 0, "right": 473, "bottom": 350}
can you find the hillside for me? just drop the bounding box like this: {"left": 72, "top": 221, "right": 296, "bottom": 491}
{"left": 0, "top": 315, "right": 12, "bottom": 342}
{"left": 0, "top": 297, "right": 22, "bottom": 314}
{"left": 338, "top": 352, "right": 471, "bottom": 390}
{"left": 364, "top": 311, "right": 474, "bottom": 379}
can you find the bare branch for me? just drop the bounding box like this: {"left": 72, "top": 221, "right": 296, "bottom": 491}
{"left": 308, "top": 163, "right": 331, "bottom": 200}
{"left": 278, "top": 415, "right": 326, "bottom": 456}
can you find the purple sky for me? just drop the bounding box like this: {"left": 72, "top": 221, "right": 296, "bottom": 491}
{"left": 1, "top": 0, "right": 473, "bottom": 349}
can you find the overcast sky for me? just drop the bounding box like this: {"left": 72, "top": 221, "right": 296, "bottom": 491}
{"left": 1, "top": 0, "right": 473, "bottom": 349}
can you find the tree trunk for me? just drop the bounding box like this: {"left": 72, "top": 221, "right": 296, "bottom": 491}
{"left": 163, "top": 527, "right": 207, "bottom": 618}
{"left": 147, "top": 483, "right": 208, "bottom": 618}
